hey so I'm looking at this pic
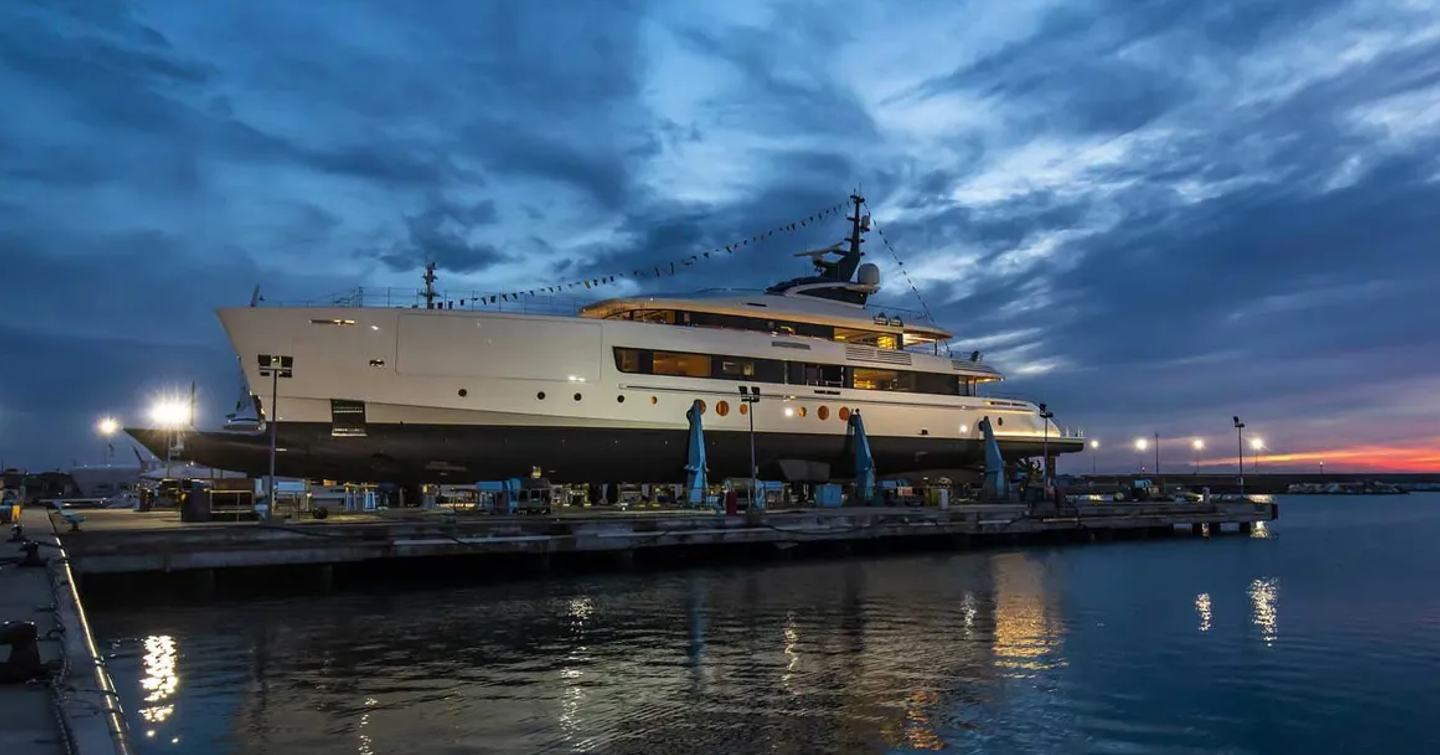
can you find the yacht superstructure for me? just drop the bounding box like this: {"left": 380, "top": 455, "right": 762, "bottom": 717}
{"left": 128, "top": 195, "right": 1084, "bottom": 483}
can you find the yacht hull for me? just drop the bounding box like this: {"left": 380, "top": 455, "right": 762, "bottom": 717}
{"left": 126, "top": 424, "right": 1083, "bottom": 484}
{"left": 126, "top": 304, "right": 1086, "bottom": 484}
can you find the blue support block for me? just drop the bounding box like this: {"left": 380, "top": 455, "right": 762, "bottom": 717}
{"left": 978, "top": 417, "right": 1009, "bottom": 500}
{"left": 684, "top": 400, "right": 708, "bottom": 506}
{"left": 848, "top": 411, "right": 876, "bottom": 505}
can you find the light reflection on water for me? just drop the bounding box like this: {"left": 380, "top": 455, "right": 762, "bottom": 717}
{"left": 139, "top": 634, "right": 179, "bottom": 740}
{"left": 94, "top": 495, "right": 1440, "bottom": 754}
{"left": 1249, "top": 577, "right": 1280, "bottom": 645}
{"left": 1195, "top": 592, "right": 1213, "bottom": 632}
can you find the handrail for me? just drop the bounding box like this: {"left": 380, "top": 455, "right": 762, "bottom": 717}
{"left": 43, "top": 512, "right": 134, "bottom": 755}
{"left": 264, "top": 285, "right": 941, "bottom": 324}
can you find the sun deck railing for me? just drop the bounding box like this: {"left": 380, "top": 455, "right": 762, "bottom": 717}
{"left": 265, "top": 286, "right": 944, "bottom": 325}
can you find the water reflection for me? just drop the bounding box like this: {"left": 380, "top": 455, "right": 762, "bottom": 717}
{"left": 959, "top": 591, "right": 978, "bottom": 639}
{"left": 1249, "top": 577, "right": 1280, "bottom": 645}
{"left": 1195, "top": 593, "right": 1213, "bottom": 632}
{"left": 991, "top": 553, "right": 1065, "bottom": 674}
{"left": 356, "top": 696, "right": 377, "bottom": 755}
{"left": 104, "top": 550, "right": 1074, "bottom": 752}
{"left": 139, "top": 634, "right": 179, "bottom": 734}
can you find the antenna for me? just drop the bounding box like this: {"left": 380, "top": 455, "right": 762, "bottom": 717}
{"left": 422, "top": 262, "right": 438, "bottom": 310}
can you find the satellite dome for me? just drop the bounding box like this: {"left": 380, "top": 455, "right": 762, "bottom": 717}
{"left": 856, "top": 262, "right": 880, "bottom": 287}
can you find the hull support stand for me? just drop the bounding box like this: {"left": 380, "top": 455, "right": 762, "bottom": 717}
{"left": 848, "top": 411, "right": 876, "bottom": 504}
{"left": 684, "top": 400, "right": 707, "bottom": 507}
{"left": 979, "top": 417, "right": 1009, "bottom": 501}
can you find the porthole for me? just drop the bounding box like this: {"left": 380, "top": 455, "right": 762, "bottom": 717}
{"left": 696, "top": 400, "right": 706, "bottom": 414}
{"left": 716, "top": 400, "right": 729, "bottom": 416}
{"left": 616, "top": 394, "right": 625, "bottom": 403}
{"left": 574, "top": 393, "right": 583, "bottom": 401}
{"left": 650, "top": 396, "right": 658, "bottom": 405}
{"left": 798, "top": 406, "right": 808, "bottom": 418}
{"left": 997, "top": 416, "right": 1004, "bottom": 426}
{"left": 457, "top": 388, "right": 468, "bottom": 398}
{"left": 818, "top": 406, "right": 829, "bottom": 420}
{"left": 740, "top": 403, "right": 748, "bottom": 415}
{"left": 838, "top": 407, "right": 850, "bottom": 421}
{"left": 537, "top": 391, "right": 546, "bottom": 400}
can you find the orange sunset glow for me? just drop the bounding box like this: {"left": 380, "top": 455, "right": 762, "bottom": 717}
{"left": 1199, "top": 439, "right": 1440, "bottom": 472}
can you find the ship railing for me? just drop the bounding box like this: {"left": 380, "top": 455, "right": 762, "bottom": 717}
{"left": 270, "top": 286, "right": 942, "bottom": 321}
{"left": 266, "top": 287, "right": 594, "bottom": 316}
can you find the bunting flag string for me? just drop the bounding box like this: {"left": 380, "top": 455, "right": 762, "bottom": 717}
{"left": 864, "top": 203, "right": 941, "bottom": 337}
{"left": 456, "top": 199, "right": 850, "bottom": 305}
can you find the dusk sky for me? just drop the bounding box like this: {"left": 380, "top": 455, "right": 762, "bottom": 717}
{"left": 2, "top": 0, "right": 1438, "bottom": 472}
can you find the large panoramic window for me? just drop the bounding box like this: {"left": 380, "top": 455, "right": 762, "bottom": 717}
{"left": 651, "top": 351, "right": 711, "bottom": 377}
{"left": 610, "top": 309, "right": 841, "bottom": 342}
{"left": 612, "top": 347, "right": 965, "bottom": 396}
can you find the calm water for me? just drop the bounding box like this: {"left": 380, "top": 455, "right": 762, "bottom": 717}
{"left": 94, "top": 495, "right": 1440, "bottom": 754}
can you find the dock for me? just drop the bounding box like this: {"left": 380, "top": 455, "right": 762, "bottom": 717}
{"left": 1, "top": 508, "right": 131, "bottom": 755}
{"left": 59, "top": 499, "right": 1276, "bottom": 584}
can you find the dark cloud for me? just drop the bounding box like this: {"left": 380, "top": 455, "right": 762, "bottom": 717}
{"left": 2, "top": 0, "right": 1439, "bottom": 470}
{"left": 372, "top": 199, "right": 504, "bottom": 273}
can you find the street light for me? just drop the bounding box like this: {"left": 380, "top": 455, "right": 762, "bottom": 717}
{"left": 1038, "top": 403, "right": 1054, "bottom": 492}
{"left": 1191, "top": 438, "right": 1205, "bottom": 475}
{"left": 1134, "top": 437, "right": 1148, "bottom": 474}
{"left": 258, "top": 354, "right": 294, "bottom": 522}
{"left": 1233, "top": 416, "right": 1246, "bottom": 495}
{"left": 149, "top": 397, "right": 192, "bottom": 478}
{"left": 97, "top": 416, "right": 119, "bottom": 466}
{"left": 1089, "top": 438, "right": 1099, "bottom": 475}
{"left": 738, "top": 385, "right": 761, "bottom": 511}
{"left": 1250, "top": 437, "right": 1265, "bottom": 471}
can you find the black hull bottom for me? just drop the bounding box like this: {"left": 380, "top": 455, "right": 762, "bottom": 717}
{"left": 127, "top": 424, "right": 1083, "bottom": 484}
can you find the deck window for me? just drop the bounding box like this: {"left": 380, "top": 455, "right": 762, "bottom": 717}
{"left": 612, "top": 346, "right": 963, "bottom": 396}
{"left": 652, "top": 351, "right": 711, "bottom": 377}
{"left": 717, "top": 358, "right": 756, "bottom": 378}
{"left": 834, "top": 327, "right": 899, "bottom": 350}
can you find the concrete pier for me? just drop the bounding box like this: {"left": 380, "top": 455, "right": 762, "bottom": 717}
{"left": 0, "top": 508, "right": 131, "bottom": 755}
{"left": 56, "top": 499, "right": 1277, "bottom": 582}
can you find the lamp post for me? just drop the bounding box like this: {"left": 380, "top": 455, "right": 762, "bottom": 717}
{"left": 1233, "top": 416, "right": 1246, "bottom": 495}
{"left": 738, "top": 385, "right": 761, "bottom": 511}
{"left": 1089, "top": 439, "right": 1099, "bottom": 475}
{"left": 1191, "top": 438, "right": 1204, "bottom": 475}
{"left": 1153, "top": 431, "right": 1160, "bottom": 477}
{"left": 1038, "top": 403, "right": 1054, "bottom": 491}
{"left": 258, "top": 354, "right": 294, "bottom": 522}
{"left": 96, "top": 416, "right": 119, "bottom": 466}
{"left": 1250, "top": 437, "right": 1265, "bottom": 472}
{"left": 1134, "top": 437, "right": 1148, "bottom": 474}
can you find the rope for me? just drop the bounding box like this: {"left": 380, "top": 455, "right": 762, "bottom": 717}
{"left": 862, "top": 201, "right": 948, "bottom": 354}
{"left": 460, "top": 197, "right": 852, "bottom": 305}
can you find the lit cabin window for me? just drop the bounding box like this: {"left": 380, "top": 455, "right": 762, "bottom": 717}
{"left": 652, "top": 351, "right": 711, "bottom": 377}
{"left": 611, "top": 347, "right": 959, "bottom": 395}
{"left": 834, "top": 327, "right": 898, "bottom": 350}
{"left": 852, "top": 367, "right": 902, "bottom": 391}
{"left": 718, "top": 358, "right": 756, "bottom": 378}
{"left": 310, "top": 318, "right": 358, "bottom": 326}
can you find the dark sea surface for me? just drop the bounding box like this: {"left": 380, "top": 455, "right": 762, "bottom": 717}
{"left": 93, "top": 494, "right": 1440, "bottom": 754}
